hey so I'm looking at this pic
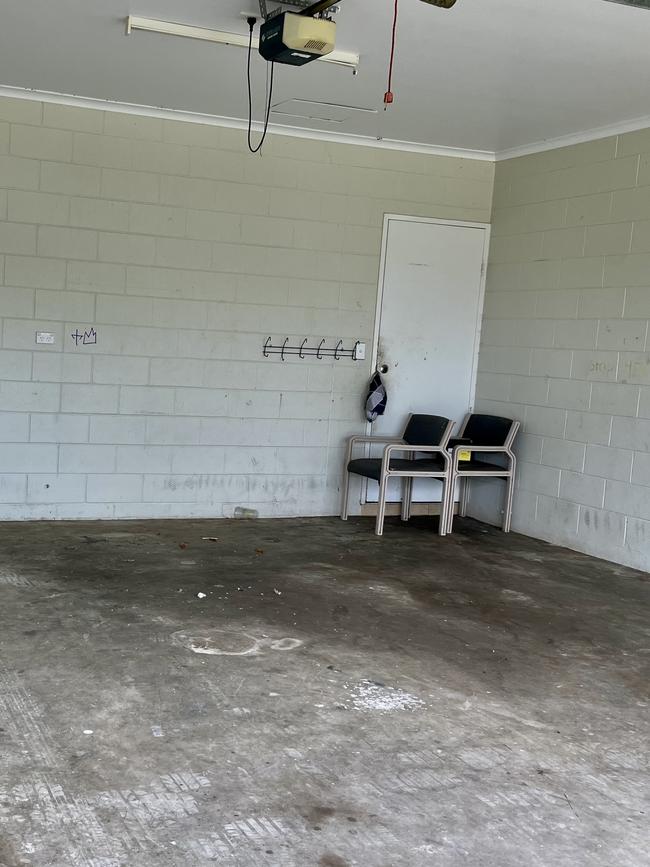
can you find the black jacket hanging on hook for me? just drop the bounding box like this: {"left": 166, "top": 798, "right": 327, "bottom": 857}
{"left": 365, "top": 372, "right": 387, "bottom": 422}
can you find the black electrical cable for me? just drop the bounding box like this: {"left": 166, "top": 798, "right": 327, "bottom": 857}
{"left": 246, "top": 19, "right": 275, "bottom": 154}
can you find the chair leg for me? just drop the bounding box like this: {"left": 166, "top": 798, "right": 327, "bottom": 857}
{"left": 446, "top": 474, "right": 457, "bottom": 534}
{"left": 438, "top": 479, "right": 448, "bottom": 537}
{"left": 375, "top": 472, "right": 389, "bottom": 536}
{"left": 401, "top": 477, "right": 413, "bottom": 522}
{"left": 503, "top": 474, "right": 515, "bottom": 533}
{"left": 340, "top": 469, "right": 351, "bottom": 521}
{"left": 460, "top": 477, "right": 470, "bottom": 517}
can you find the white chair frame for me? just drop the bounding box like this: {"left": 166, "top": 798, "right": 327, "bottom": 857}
{"left": 341, "top": 419, "right": 455, "bottom": 537}
{"left": 444, "top": 415, "right": 520, "bottom": 535}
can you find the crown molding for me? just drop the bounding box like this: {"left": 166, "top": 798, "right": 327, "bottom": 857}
{"left": 496, "top": 114, "right": 650, "bottom": 161}
{"left": 5, "top": 84, "right": 650, "bottom": 164}
{"left": 0, "top": 85, "right": 495, "bottom": 161}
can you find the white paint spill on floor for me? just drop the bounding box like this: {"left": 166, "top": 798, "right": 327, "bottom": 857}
{"left": 172, "top": 629, "right": 303, "bottom": 657}
{"left": 231, "top": 707, "right": 251, "bottom": 717}
{"left": 191, "top": 634, "right": 264, "bottom": 656}
{"left": 269, "top": 638, "right": 302, "bottom": 651}
{"left": 346, "top": 681, "right": 425, "bottom": 713}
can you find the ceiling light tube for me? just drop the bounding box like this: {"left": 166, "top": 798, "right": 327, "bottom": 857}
{"left": 126, "top": 16, "right": 360, "bottom": 69}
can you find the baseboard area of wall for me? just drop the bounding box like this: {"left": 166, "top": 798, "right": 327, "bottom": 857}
{"left": 360, "top": 502, "right": 457, "bottom": 517}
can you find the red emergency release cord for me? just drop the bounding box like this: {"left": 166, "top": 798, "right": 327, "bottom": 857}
{"left": 384, "top": 0, "right": 399, "bottom": 108}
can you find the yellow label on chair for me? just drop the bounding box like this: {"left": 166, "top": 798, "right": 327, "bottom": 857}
{"left": 457, "top": 449, "right": 472, "bottom": 462}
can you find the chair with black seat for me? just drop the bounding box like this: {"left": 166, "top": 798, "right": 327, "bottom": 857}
{"left": 445, "top": 413, "right": 520, "bottom": 534}
{"left": 341, "top": 414, "right": 455, "bottom": 537}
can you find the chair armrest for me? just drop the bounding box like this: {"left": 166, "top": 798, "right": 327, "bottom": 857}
{"left": 454, "top": 445, "right": 508, "bottom": 453}
{"left": 349, "top": 435, "right": 405, "bottom": 446}
{"left": 383, "top": 443, "right": 450, "bottom": 468}
{"left": 386, "top": 444, "right": 448, "bottom": 454}
{"left": 345, "top": 434, "right": 405, "bottom": 465}
{"left": 450, "top": 444, "right": 514, "bottom": 470}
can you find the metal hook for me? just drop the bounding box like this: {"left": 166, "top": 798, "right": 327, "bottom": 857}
{"left": 299, "top": 338, "right": 308, "bottom": 359}
{"left": 317, "top": 339, "right": 325, "bottom": 360}
{"left": 352, "top": 340, "right": 360, "bottom": 361}
{"left": 334, "top": 339, "right": 343, "bottom": 361}
{"left": 263, "top": 337, "right": 271, "bottom": 358}
{"left": 281, "top": 337, "right": 289, "bottom": 362}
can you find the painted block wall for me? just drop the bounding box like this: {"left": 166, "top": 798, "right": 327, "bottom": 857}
{"left": 0, "top": 95, "right": 494, "bottom": 520}
{"left": 473, "top": 134, "right": 650, "bottom": 571}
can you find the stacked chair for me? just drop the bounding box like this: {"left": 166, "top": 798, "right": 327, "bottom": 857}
{"left": 341, "top": 413, "right": 520, "bottom": 537}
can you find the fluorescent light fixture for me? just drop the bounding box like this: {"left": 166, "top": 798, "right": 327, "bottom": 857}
{"left": 126, "top": 16, "right": 360, "bottom": 69}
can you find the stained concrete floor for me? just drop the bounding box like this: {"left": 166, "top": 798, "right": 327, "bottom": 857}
{"left": 0, "top": 516, "right": 648, "bottom": 867}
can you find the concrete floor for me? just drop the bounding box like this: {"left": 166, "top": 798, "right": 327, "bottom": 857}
{"left": 0, "top": 517, "right": 648, "bottom": 867}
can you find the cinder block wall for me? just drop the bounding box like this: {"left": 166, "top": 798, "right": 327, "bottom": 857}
{"left": 473, "top": 134, "right": 650, "bottom": 571}
{"left": 0, "top": 95, "right": 493, "bottom": 519}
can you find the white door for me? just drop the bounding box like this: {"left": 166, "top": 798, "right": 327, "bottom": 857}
{"left": 366, "top": 216, "right": 489, "bottom": 504}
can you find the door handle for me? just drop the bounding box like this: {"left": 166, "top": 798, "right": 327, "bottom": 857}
{"left": 377, "top": 363, "right": 389, "bottom": 375}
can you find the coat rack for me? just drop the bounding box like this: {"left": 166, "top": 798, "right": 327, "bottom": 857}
{"left": 263, "top": 337, "right": 362, "bottom": 361}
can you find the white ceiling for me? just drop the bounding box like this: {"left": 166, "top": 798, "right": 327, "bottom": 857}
{"left": 2, "top": 0, "right": 650, "bottom": 154}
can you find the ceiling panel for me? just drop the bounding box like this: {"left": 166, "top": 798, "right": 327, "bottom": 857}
{"left": 1, "top": 0, "right": 650, "bottom": 152}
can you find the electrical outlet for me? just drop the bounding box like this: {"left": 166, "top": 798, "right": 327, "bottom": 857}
{"left": 36, "top": 332, "right": 55, "bottom": 345}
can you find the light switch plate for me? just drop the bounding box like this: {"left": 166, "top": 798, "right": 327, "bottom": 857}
{"left": 355, "top": 342, "right": 366, "bottom": 360}
{"left": 36, "top": 332, "right": 55, "bottom": 345}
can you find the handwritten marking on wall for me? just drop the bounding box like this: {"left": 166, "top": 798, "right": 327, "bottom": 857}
{"left": 71, "top": 328, "right": 97, "bottom": 347}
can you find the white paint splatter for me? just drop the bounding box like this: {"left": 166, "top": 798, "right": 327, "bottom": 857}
{"left": 270, "top": 638, "right": 302, "bottom": 651}
{"left": 190, "top": 634, "right": 264, "bottom": 657}
{"left": 172, "top": 629, "right": 303, "bottom": 657}
{"left": 346, "top": 681, "right": 424, "bottom": 713}
{"left": 231, "top": 707, "right": 251, "bottom": 717}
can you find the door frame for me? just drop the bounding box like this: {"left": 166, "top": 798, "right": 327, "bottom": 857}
{"left": 363, "top": 213, "right": 491, "bottom": 505}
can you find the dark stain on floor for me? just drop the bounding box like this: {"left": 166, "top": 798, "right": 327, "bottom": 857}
{"left": 319, "top": 855, "right": 349, "bottom": 867}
